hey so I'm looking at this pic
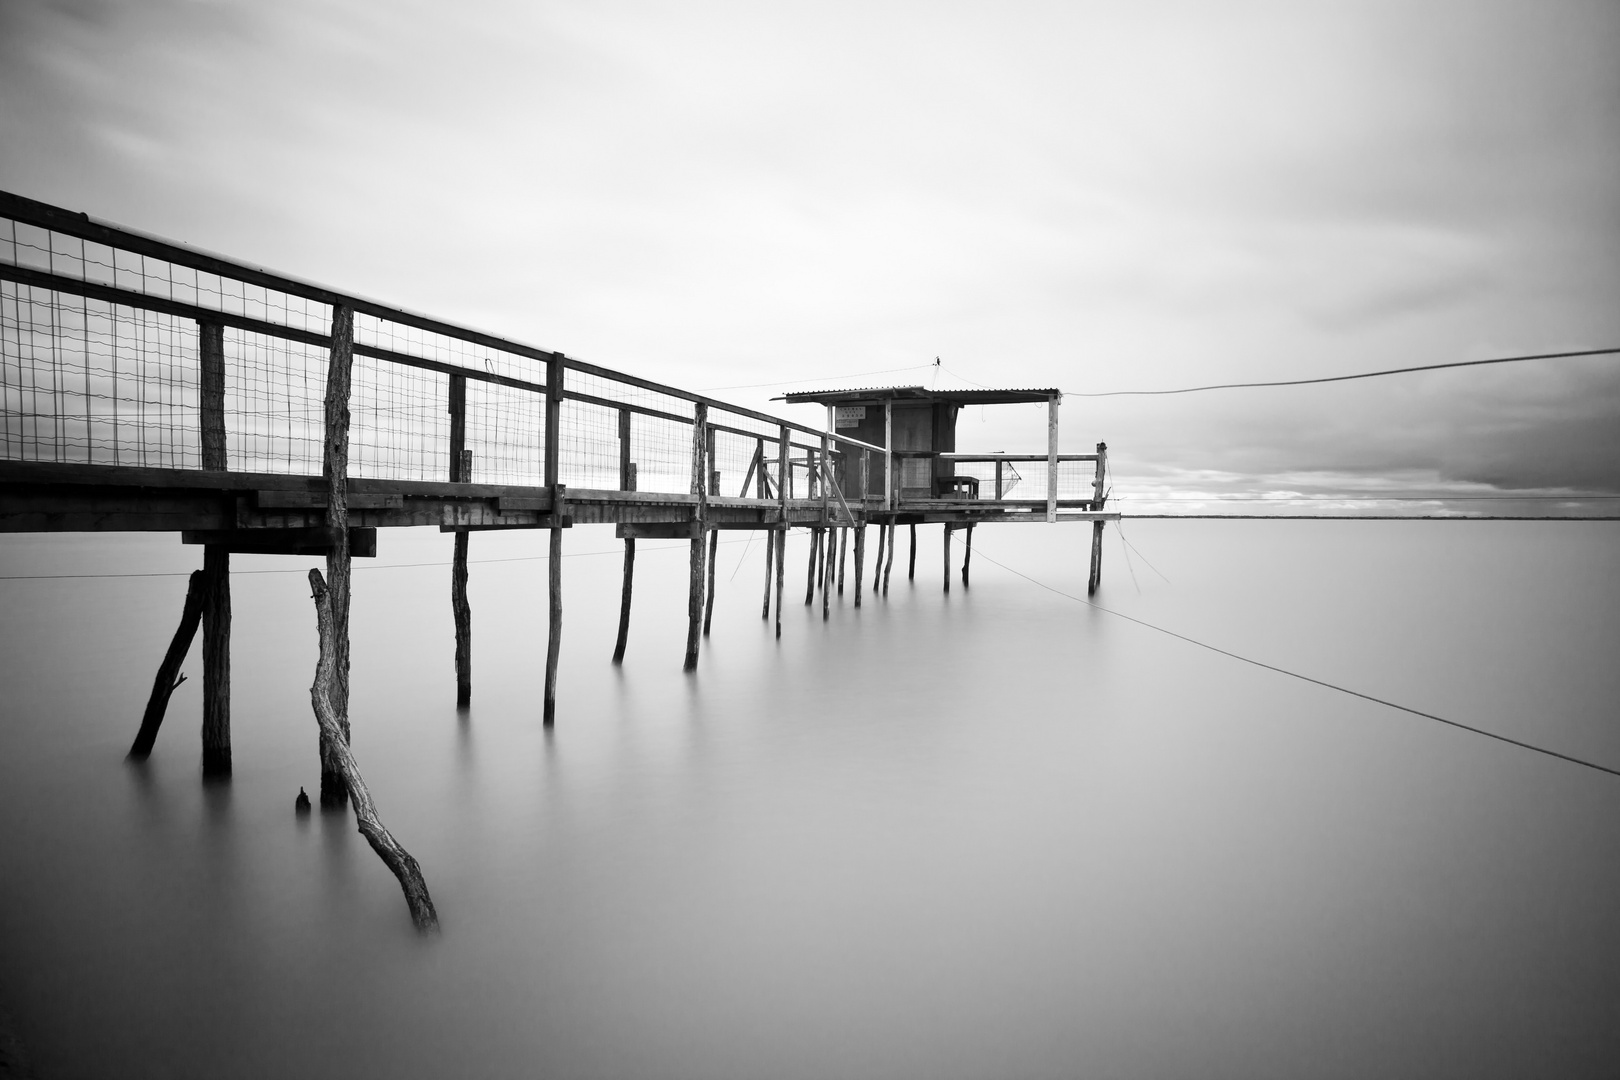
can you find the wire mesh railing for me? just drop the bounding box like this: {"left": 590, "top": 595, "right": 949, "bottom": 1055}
{"left": 2, "top": 191, "right": 1105, "bottom": 518}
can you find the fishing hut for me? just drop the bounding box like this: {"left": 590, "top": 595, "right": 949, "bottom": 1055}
{"left": 777, "top": 385, "right": 1115, "bottom": 593}
{"left": 0, "top": 190, "right": 1119, "bottom": 929}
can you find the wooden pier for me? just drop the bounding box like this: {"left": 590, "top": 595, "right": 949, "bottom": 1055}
{"left": 0, "top": 190, "right": 1119, "bottom": 927}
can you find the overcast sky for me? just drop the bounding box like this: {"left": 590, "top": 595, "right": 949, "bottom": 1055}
{"left": 3, "top": 0, "right": 1617, "bottom": 505}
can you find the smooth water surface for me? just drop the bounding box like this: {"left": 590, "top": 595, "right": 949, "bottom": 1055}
{"left": 1, "top": 521, "right": 1617, "bottom": 1078}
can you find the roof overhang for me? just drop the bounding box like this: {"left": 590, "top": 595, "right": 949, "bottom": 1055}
{"left": 776, "top": 386, "right": 1060, "bottom": 406}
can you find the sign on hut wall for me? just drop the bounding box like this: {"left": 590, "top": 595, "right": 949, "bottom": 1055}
{"left": 835, "top": 406, "right": 866, "bottom": 428}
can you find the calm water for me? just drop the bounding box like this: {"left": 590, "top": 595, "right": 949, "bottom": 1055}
{"left": 1, "top": 520, "right": 1617, "bottom": 1079}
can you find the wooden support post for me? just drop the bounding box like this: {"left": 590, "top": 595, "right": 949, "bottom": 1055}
{"left": 1089, "top": 521, "right": 1105, "bottom": 596}
{"left": 128, "top": 570, "right": 206, "bottom": 760}
{"left": 873, "top": 521, "right": 886, "bottom": 591}
{"left": 1046, "top": 393, "right": 1060, "bottom": 523}
{"left": 943, "top": 525, "right": 951, "bottom": 594}
{"left": 198, "top": 319, "right": 231, "bottom": 778}
{"left": 908, "top": 523, "right": 917, "bottom": 581}
{"left": 837, "top": 527, "right": 847, "bottom": 596}
{"left": 543, "top": 356, "right": 564, "bottom": 720}
{"left": 760, "top": 438, "right": 773, "bottom": 622}
{"left": 683, "top": 403, "right": 707, "bottom": 672}
{"left": 883, "top": 523, "right": 896, "bottom": 594}
{"left": 962, "top": 523, "right": 974, "bottom": 586}
{"left": 613, "top": 538, "right": 635, "bottom": 664}
{"left": 884, "top": 400, "right": 893, "bottom": 511}
{"left": 995, "top": 459, "right": 1003, "bottom": 501}
{"left": 308, "top": 568, "right": 439, "bottom": 933}
{"left": 545, "top": 525, "right": 563, "bottom": 718}
{"left": 760, "top": 527, "right": 773, "bottom": 621}
{"left": 448, "top": 373, "right": 471, "bottom": 706}
{"left": 775, "top": 425, "right": 788, "bottom": 639}
{"left": 853, "top": 525, "right": 865, "bottom": 608}
{"left": 614, "top": 408, "right": 636, "bottom": 661}
{"left": 805, "top": 527, "right": 818, "bottom": 605}
{"left": 703, "top": 527, "right": 718, "bottom": 636}
{"left": 823, "top": 529, "right": 833, "bottom": 621}
{"left": 451, "top": 530, "right": 471, "bottom": 705}
{"left": 815, "top": 521, "right": 826, "bottom": 593}
{"left": 319, "top": 303, "right": 355, "bottom": 803}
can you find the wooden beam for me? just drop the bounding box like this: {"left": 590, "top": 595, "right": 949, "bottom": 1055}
{"left": 181, "top": 527, "right": 377, "bottom": 557}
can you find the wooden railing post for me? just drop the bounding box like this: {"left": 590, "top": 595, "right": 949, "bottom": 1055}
{"left": 883, "top": 400, "right": 893, "bottom": 511}
{"left": 995, "top": 458, "right": 1003, "bottom": 501}
{"left": 1046, "top": 393, "right": 1059, "bottom": 523}
{"left": 703, "top": 425, "right": 718, "bottom": 637}
{"left": 775, "top": 424, "right": 788, "bottom": 639}
{"left": 543, "top": 357, "right": 563, "bottom": 723}
{"left": 197, "top": 318, "right": 232, "bottom": 777}
{"left": 318, "top": 303, "right": 355, "bottom": 803}
{"left": 1089, "top": 441, "right": 1108, "bottom": 596}
{"left": 613, "top": 407, "right": 635, "bottom": 664}
{"left": 684, "top": 404, "right": 708, "bottom": 670}
{"left": 448, "top": 372, "right": 471, "bottom": 706}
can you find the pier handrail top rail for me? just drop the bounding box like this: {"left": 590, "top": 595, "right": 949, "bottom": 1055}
{"left": 0, "top": 189, "right": 881, "bottom": 454}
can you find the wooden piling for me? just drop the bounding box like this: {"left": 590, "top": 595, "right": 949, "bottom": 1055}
{"left": 319, "top": 304, "right": 355, "bottom": 803}
{"left": 614, "top": 409, "right": 636, "bottom": 661}
{"left": 544, "top": 354, "right": 564, "bottom": 716}
{"left": 545, "top": 526, "right": 563, "bottom": 717}
{"left": 128, "top": 569, "right": 206, "bottom": 760}
{"left": 942, "top": 525, "right": 951, "bottom": 594}
{"left": 451, "top": 531, "right": 471, "bottom": 704}
{"left": 853, "top": 525, "right": 865, "bottom": 608}
{"left": 962, "top": 523, "right": 974, "bottom": 587}
{"left": 882, "top": 523, "right": 895, "bottom": 594}
{"left": 837, "top": 528, "right": 847, "bottom": 595}
{"left": 1088, "top": 521, "right": 1104, "bottom": 596}
{"left": 198, "top": 318, "right": 231, "bottom": 778}
{"left": 873, "top": 521, "right": 886, "bottom": 591}
{"left": 449, "top": 373, "right": 471, "bottom": 706}
{"left": 683, "top": 403, "right": 707, "bottom": 672}
{"left": 309, "top": 569, "right": 439, "bottom": 933}
{"left": 823, "top": 529, "right": 833, "bottom": 621}
{"left": 703, "top": 527, "right": 718, "bottom": 636}
{"left": 612, "top": 538, "right": 635, "bottom": 663}
{"left": 805, "top": 528, "right": 819, "bottom": 605}
{"left": 760, "top": 528, "right": 773, "bottom": 621}
{"left": 815, "top": 524, "right": 826, "bottom": 594}
{"left": 908, "top": 523, "right": 916, "bottom": 581}
{"left": 773, "top": 527, "right": 786, "bottom": 639}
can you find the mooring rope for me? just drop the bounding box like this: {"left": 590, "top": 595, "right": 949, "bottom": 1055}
{"left": 971, "top": 544, "right": 1620, "bottom": 781}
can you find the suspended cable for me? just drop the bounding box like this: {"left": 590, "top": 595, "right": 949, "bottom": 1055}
{"left": 1068, "top": 347, "right": 1618, "bottom": 397}
{"left": 972, "top": 545, "right": 1620, "bottom": 780}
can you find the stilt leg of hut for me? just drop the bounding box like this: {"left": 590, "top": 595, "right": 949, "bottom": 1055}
{"left": 908, "top": 524, "right": 917, "bottom": 581}
{"left": 873, "top": 522, "right": 886, "bottom": 591}
{"left": 805, "top": 528, "right": 818, "bottom": 605}
{"left": 308, "top": 569, "right": 439, "bottom": 932}
{"left": 451, "top": 529, "right": 471, "bottom": 706}
{"left": 760, "top": 528, "right": 773, "bottom": 621}
{"left": 822, "top": 533, "right": 833, "bottom": 620}
{"left": 684, "top": 531, "right": 704, "bottom": 671}
{"left": 853, "top": 525, "right": 865, "bottom": 608}
{"left": 201, "top": 544, "right": 231, "bottom": 778}
{"left": 942, "top": 525, "right": 951, "bottom": 594}
{"left": 613, "top": 537, "right": 635, "bottom": 663}
{"left": 837, "top": 528, "right": 847, "bottom": 596}
{"left": 703, "top": 528, "right": 718, "bottom": 636}
{"left": 1088, "top": 520, "right": 1105, "bottom": 596}
{"left": 815, "top": 527, "right": 826, "bottom": 595}
{"left": 962, "top": 523, "right": 973, "bottom": 587}
{"left": 544, "top": 526, "right": 563, "bottom": 722}
{"left": 773, "top": 527, "right": 786, "bottom": 639}
{"left": 128, "top": 569, "right": 206, "bottom": 760}
{"left": 883, "top": 524, "right": 896, "bottom": 594}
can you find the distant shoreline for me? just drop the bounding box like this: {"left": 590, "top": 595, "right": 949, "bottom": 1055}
{"left": 1120, "top": 514, "right": 1620, "bottom": 521}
